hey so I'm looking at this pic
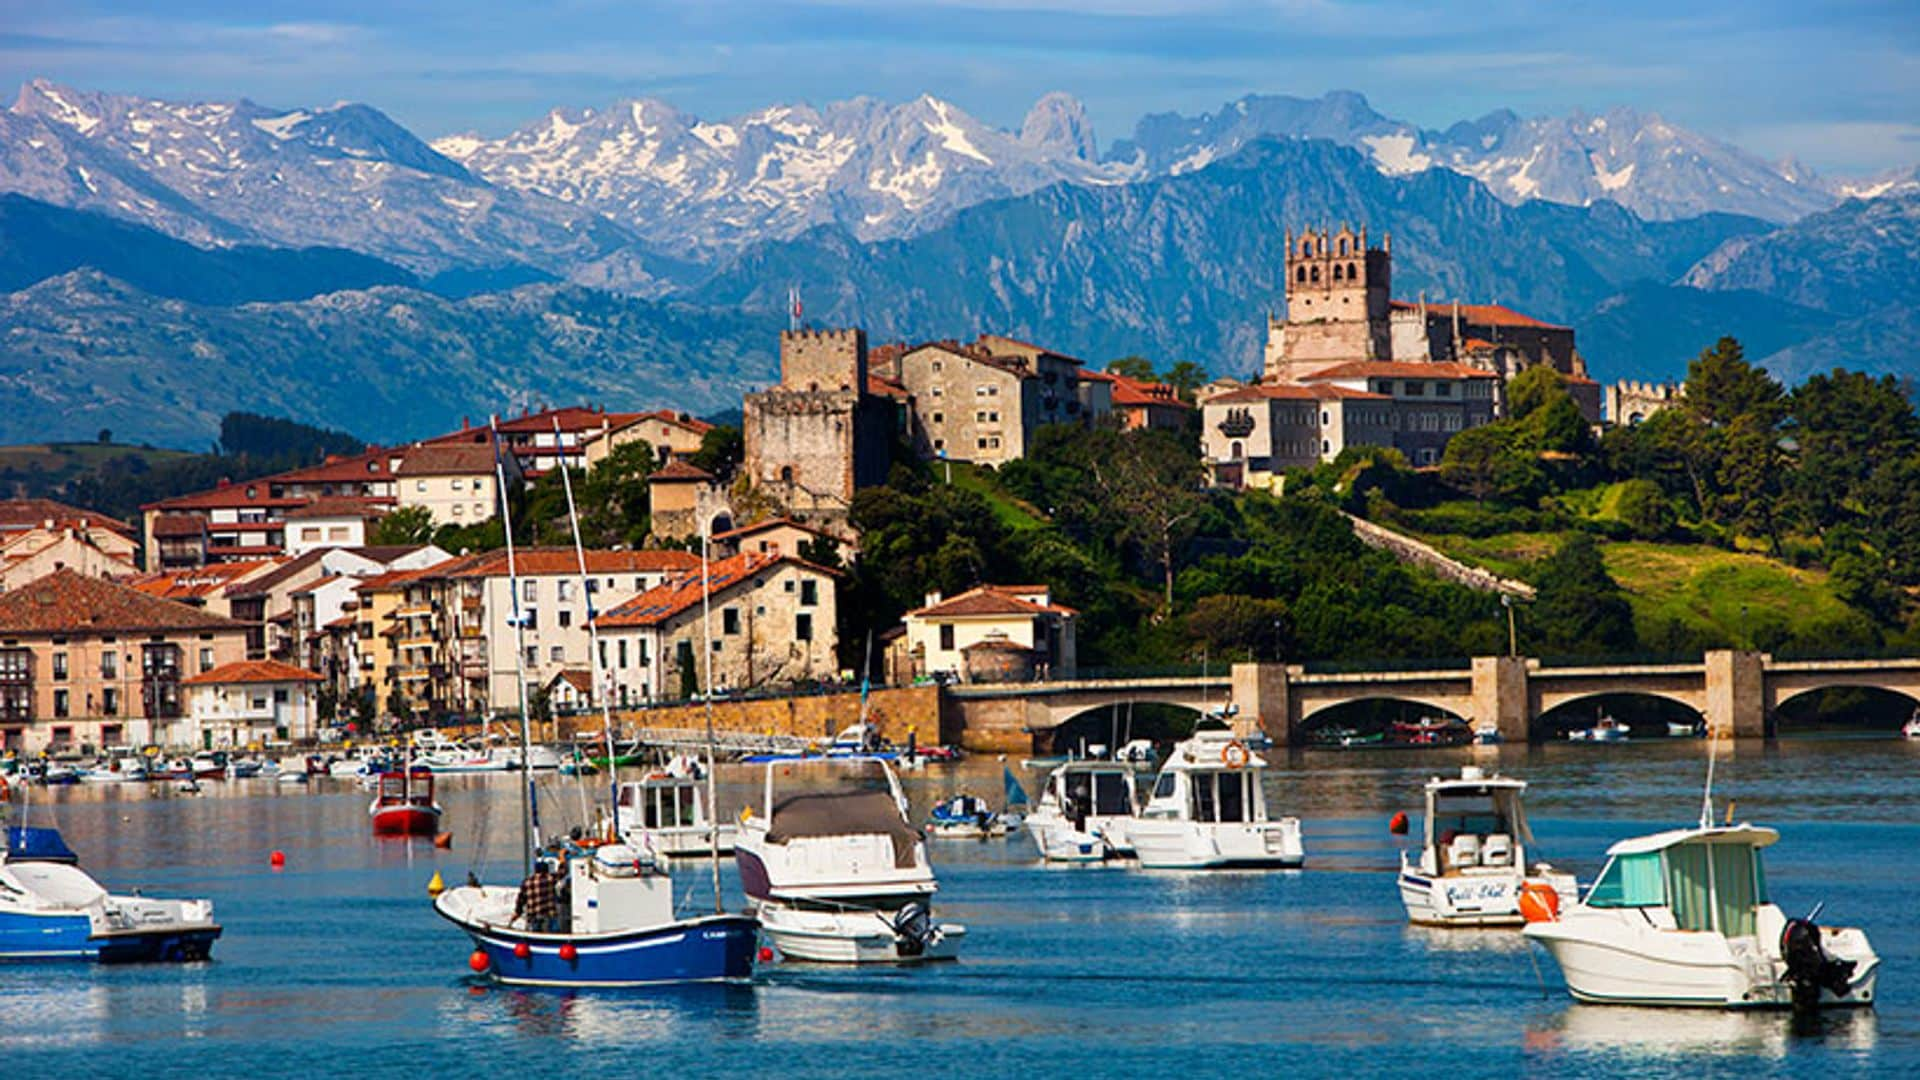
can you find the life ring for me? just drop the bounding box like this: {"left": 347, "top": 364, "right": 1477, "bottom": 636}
{"left": 1221, "top": 740, "right": 1250, "bottom": 769}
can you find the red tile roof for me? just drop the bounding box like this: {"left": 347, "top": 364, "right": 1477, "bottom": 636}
{"left": 649, "top": 460, "right": 714, "bottom": 483}
{"left": 0, "top": 569, "right": 246, "bottom": 633}
{"left": 1206, "top": 384, "right": 1391, "bottom": 404}
{"left": 183, "top": 659, "right": 322, "bottom": 686}
{"left": 593, "top": 552, "right": 834, "bottom": 628}
{"left": 0, "top": 499, "right": 132, "bottom": 536}
{"left": 867, "top": 374, "right": 909, "bottom": 399}
{"left": 271, "top": 449, "right": 390, "bottom": 485}
{"left": 149, "top": 513, "right": 208, "bottom": 539}
{"left": 449, "top": 548, "right": 701, "bottom": 579}
{"left": 908, "top": 584, "right": 1078, "bottom": 619}
{"left": 487, "top": 406, "right": 645, "bottom": 436}
{"left": 127, "top": 560, "right": 281, "bottom": 601}
{"left": 142, "top": 481, "right": 306, "bottom": 513}
{"left": 394, "top": 443, "right": 500, "bottom": 477}
{"left": 285, "top": 496, "right": 389, "bottom": 520}
{"left": 1300, "top": 361, "right": 1500, "bottom": 381}
{"left": 1391, "top": 300, "right": 1568, "bottom": 330}
{"left": 1109, "top": 374, "right": 1191, "bottom": 410}
{"left": 710, "top": 517, "right": 838, "bottom": 543}
{"left": 602, "top": 409, "right": 716, "bottom": 438}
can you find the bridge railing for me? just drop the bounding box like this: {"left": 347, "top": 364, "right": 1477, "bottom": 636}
{"left": 1531, "top": 651, "right": 1702, "bottom": 669}
{"left": 1299, "top": 656, "right": 1472, "bottom": 674}
{"left": 1071, "top": 664, "right": 1213, "bottom": 681}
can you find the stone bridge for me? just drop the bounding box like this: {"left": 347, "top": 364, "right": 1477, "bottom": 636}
{"left": 942, "top": 652, "right": 1920, "bottom": 752}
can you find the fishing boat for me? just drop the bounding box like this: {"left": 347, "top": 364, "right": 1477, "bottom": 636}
{"left": 1471, "top": 720, "right": 1502, "bottom": 745}
{"left": 370, "top": 767, "right": 443, "bottom": 836}
{"left": 434, "top": 415, "right": 757, "bottom": 987}
{"left": 1025, "top": 760, "right": 1139, "bottom": 862}
{"left": 0, "top": 826, "right": 221, "bottom": 962}
{"left": 1312, "top": 724, "right": 1384, "bottom": 748}
{"left": 924, "top": 792, "right": 1008, "bottom": 839}
{"left": 1392, "top": 716, "right": 1468, "bottom": 746}
{"left": 1523, "top": 823, "right": 1879, "bottom": 1008}
{"left": 615, "top": 758, "right": 738, "bottom": 859}
{"left": 736, "top": 755, "right": 964, "bottom": 963}
{"left": 1128, "top": 725, "right": 1304, "bottom": 870}
{"left": 1396, "top": 766, "right": 1577, "bottom": 927}
{"left": 1568, "top": 714, "right": 1631, "bottom": 742}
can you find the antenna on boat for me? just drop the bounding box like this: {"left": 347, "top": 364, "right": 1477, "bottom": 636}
{"left": 492, "top": 416, "right": 538, "bottom": 876}
{"left": 551, "top": 416, "right": 623, "bottom": 843}
{"left": 1699, "top": 714, "right": 1720, "bottom": 829}
{"left": 699, "top": 497, "right": 721, "bottom": 914}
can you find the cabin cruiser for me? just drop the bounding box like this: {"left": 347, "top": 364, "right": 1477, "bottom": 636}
{"left": 1398, "top": 766, "right": 1576, "bottom": 927}
{"left": 1128, "top": 726, "right": 1303, "bottom": 869}
{"left": 616, "top": 757, "right": 737, "bottom": 859}
{"left": 735, "top": 756, "right": 963, "bottom": 963}
{"left": 1025, "top": 761, "right": 1139, "bottom": 862}
{"left": 408, "top": 730, "right": 508, "bottom": 773}
{"left": 1524, "top": 823, "right": 1879, "bottom": 1008}
{"left": 0, "top": 826, "right": 221, "bottom": 962}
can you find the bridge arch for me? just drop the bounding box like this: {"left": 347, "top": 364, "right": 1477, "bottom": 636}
{"left": 1046, "top": 701, "right": 1205, "bottom": 755}
{"left": 1533, "top": 690, "right": 1705, "bottom": 739}
{"left": 1771, "top": 684, "right": 1919, "bottom": 732}
{"left": 1298, "top": 695, "right": 1470, "bottom": 731}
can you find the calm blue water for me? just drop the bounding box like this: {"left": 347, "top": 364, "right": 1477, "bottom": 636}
{"left": 3, "top": 737, "right": 1916, "bottom": 1077}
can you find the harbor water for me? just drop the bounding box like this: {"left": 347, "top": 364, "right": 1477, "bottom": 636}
{"left": 3, "top": 736, "right": 1916, "bottom": 1077}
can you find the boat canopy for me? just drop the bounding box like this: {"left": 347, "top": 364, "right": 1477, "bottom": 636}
{"left": 765, "top": 791, "right": 919, "bottom": 868}
{"left": 4, "top": 826, "right": 78, "bottom": 864}
{"left": 1603, "top": 824, "right": 1779, "bottom": 858}
{"left": 1424, "top": 770, "right": 1532, "bottom": 847}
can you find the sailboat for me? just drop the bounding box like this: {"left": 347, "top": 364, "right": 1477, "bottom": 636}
{"left": 432, "top": 417, "right": 756, "bottom": 987}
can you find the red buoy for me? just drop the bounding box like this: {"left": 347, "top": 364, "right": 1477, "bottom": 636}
{"left": 468, "top": 949, "right": 490, "bottom": 973}
{"left": 513, "top": 941, "right": 531, "bottom": 960}
{"left": 758, "top": 946, "right": 774, "bottom": 963}
{"left": 1519, "top": 883, "right": 1561, "bottom": 923}
{"left": 559, "top": 942, "right": 578, "bottom": 962}
{"left": 433, "top": 832, "right": 453, "bottom": 849}
{"left": 269, "top": 850, "right": 287, "bottom": 868}
{"left": 1388, "top": 812, "right": 1409, "bottom": 836}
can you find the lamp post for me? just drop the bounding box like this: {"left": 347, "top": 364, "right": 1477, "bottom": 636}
{"left": 1501, "top": 594, "right": 1518, "bottom": 658}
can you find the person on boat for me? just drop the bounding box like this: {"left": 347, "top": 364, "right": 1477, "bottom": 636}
{"left": 514, "top": 863, "right": 562, "bottom": 933}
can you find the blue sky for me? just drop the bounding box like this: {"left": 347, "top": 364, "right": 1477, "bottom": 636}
{"left": 2, "top": 0, "right": 1916, "bottom": 174}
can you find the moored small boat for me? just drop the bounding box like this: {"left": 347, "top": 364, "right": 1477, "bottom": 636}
{"left": 615, "top": 757, "right": 738, "bottom": 859}
{"left": 1025, "top": 760, "right": 1138, "bottom": 862}
{"left": 924, "top": 792, "right": 1008, "bottom": 839}
{"left": 370, "top": 768, "right": 442, "bottom": 836}
{"left": 1129, "top": 726, "right": 1304, "bottom": 870}
{"left": 0, "top": 826, "right": 220, "bottom": 962}
{"left": 1397, "top": 766, "right": 1576, "bottom": 927}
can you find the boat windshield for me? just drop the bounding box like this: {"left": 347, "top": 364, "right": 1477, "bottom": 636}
{"left": 1063, "top": 770, "right": 1133, "bottom": 816}
{"left": 1188, "top": 771, "right": 1256, "bottom": 823}
{"left": 1587, "top": 852, "right": 1665, "bottom": 908}
{"left": 1667, "top": 841, "right": 1767, "bottom": 937}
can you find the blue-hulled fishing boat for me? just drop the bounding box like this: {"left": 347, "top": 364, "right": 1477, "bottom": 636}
{"left": 433, "top": 418, "right": 756, "bottom": 987}
{"left": 0, "top": 826, "right": 221, "bottom": 962}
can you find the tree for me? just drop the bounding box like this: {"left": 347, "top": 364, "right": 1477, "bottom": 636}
{"left": 1440, "top": 425, "right": 1505, "bottom": 503}
{"left": 385, "top": 687, "right": 414, "bottom": 727}
{"left": 1685, "top": 337, "right": 1783, "bottom": 427}
{"left": 1716, "top": 413, "right": 1794, "bottom": 553}
{"left": 1506, "top": 365, "right": 1565, "bottom": 421}
{"left": 1613, "top": 479, "right": 1676, "bottom": 540}
{"left": 1530, "top": 534, "right": 1636, "bottom": 655}
{"left": 1087, "top": 429, "right": 1207, "bottom": 609}
{"left": 578, "top": 439, "right": 656, "bottom": 546}
{"left": 1184, "top": 594, "right": 1291, "bottom": 659}
{"left": 1789, "top": 368, "right": 1920, "bottom": 527}
{"left": 1161, "top": 360, "right": 1209, "bottom": 397}
{"left": 1106, "top": 356, "right": 1157, "bottom": 381}
{"left": 370, "top": 505, "right": 437, "bottom": 546}
{"left": 690, "top": 425, "right": 744, "bottom": 482}
{"left": 96, "top": 428, "right": 111, "bottom": 445}
{"left": 351, "top": 686, "right": 376, "bottom": 731}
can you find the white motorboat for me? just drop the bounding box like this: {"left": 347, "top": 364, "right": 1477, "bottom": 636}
{"left": 1025, "top": 760, "right": 1139, "bottom": 862}
{"left": 924, "top": 792, "right": 1009, "bottom": 839}
{"left": 1470, "top": 720, "right": 1502, "bottom": 745}
{"left": 1668, "top": 719, "right": 1705, "bottom": 738}
{"left": 1568, "top": 714, "right": 1631, "bottom": 742}
{"left": 0, "top": 826, "right": 220, "bottom": 962}
{"left": 502, "top": 743, "right": 562, "bottom": 771}
{"left": 408, "top": 730, "right": 509, "bottom": 773}
{"left": 615, "top": 758, "right": 738, "bottom": 859}
{"left": 734, "top": 756, "right": 963, "bottom": 963}
{"left": 1397, "top": 766, "right": 1576, "bottom": 927}
{"left": 1902, "top": 710, "right": 1920, "bottom": 739}
{"left": 1524, "top": 823, "right": 1879, "bottom": 1008}
{"left": 1128, "top": 726, "right": 1304, "bottom": 869}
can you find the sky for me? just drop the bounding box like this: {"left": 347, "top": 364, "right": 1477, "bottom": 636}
{"left": 1, "top": 0, "right": 1916, "bottom": 175}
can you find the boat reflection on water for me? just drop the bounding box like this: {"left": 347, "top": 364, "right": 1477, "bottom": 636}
{"left": 1400, "top": 923, "right": 1535, "bottom": 955}
{"left": 1529, "top": 1003, "right": 1878, "bottom": 1059}
{"left": 444, "top": 982, "right": 760, "bottom": 1042}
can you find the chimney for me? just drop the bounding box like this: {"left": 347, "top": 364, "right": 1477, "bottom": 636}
{"left": 924, "top": 590, "right": 942, "bottom": 609}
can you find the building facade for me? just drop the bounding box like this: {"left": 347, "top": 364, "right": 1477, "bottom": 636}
{"left": 182, "top": 659, "right": 323, "bottom": 748}
{"left": 899, "top": 584, "right": 1078, "bottom": 683}
{"left": 0, "top": 569, "right": 248, "bottom": 753}
{"left": 742, "top": 329, "right": 895, "bottom": 525}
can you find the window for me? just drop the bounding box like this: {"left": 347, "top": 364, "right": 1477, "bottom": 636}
{"left": 301, "top": 527, "right": 321, "bottom": 541}
{"left": 599, "top": 640, "right": 608, "bottom": 669}
{"left": 522, "top": 609, "right": 538, "bottom": 631}
{"left": 1587, "top": 852, "right": 1665, "bottom": 908}
{"left": 525, "top": 645, "right": 537, "bottom": 666}
{"left": 52, "top": 652, "right": 67, "bottom": 682}
{"left": 988, "top": 386, "right": 998, "bottom": 397}
{"left": 451, "top": 478, "right": 464, "bottom": 491}
{"left": 558, "top": 609, "right": 572, "bottom": 628}
{"left": 557, "top": 581, "right": 573, "bottom": 602}
{"left": 328, "top": 527, "right": 349, "bottom": 540}
{"left": 977, "top": 438, "right": 987, "bottom": 449}
{"left": 931, "top": 386, "right": 943, "bottom": 397}
{"left": 939, "top": 625, "right": 955, "bottom": 651}
{"left": 416, "top": 480, "right": 428, "bottom": 492}
{"left": 976, "top": 411, "right": 988, "bottom": 423}
{"left": 53, "top": 689, "right": 69, "bottom": 717}
{"left": 932, "top": 412, "right": 943, "bottom": 424}
{"left": 523, "top": 580, "right": 537, "bottom": 603}
{"left": 976, "top": 386, "right": 988, "bottom": 397}
{"left": 989, "top": 412, "right": 999, "bottom": 423}
{"left": 550, "top": 646, "right": 563, "bottom": 663}
{"left": 451, "top": 505, "right": 464, "bottom": 518}
{"left": 251, "top": 695, "right": 268, "bottom": 710}
{"left": 618, "top": 639, "right": 628, "bottom": 668}
{"left": 473, "top": 503, "right": 486, "bottom": 516}
{"left": 933, "top": 439, "right": 945, "bottom": 451}
{"left": 796, "top": 614, "right": 813, "bottom": 642}
{"left": 102, "top": 687, "right": 118, "bottom": 715}
{"left": 1404, "top": 381, "right": 1425, "bottom": 397}
{"left": 1435, "top": 382, "right": 1453, "bottom": 398}
{"left": 1154, "top": 771, "right": 1176, "bottom": 799}
{"left": 723, "top": 608, "right": 740, "bottom": 635}
{"left": 800, "top": 579, "right": 818, "bottom": 606}
{"left": 989, "top": 437, "right": 1001, "bottom": 449}
{"left": 931, "top": 361, "right": 943, "bottom": 373}
{"left": 199, "top": 647, "right": 213, "bottom": 672}
{"left": 274, "top": 688, "right": 288, "bottom": 704}
{"left": 1321, "top": 411, "right": 1330, "bottom": 426}
{"left": 1321, "top": 439, "right": 1331, "bottom": 454}
{"left": 101, "top": 652, "right": 117, "bottom": 679}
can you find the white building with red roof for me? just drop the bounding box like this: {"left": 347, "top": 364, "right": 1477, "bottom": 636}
{"left": 591, "top": 552, "right": 838, "bottom": 704}
{"left": 183, "top": 659, "right": 324, "bottom": 747}
{"left": 900, "top": 584, "right": 1077, "bottom": 684}
{"left": 580, "top": 409, "right": 715, "bottom": 469}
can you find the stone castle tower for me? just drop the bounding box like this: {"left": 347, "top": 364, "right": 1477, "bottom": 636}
{"left": 1263, "top": 225, "right": 1392, "bottom": 384}
{"left": 742, "top": 328, "right": 893, "bottom": 527}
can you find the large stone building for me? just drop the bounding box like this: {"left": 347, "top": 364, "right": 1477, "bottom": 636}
{"left": 1261, "top": 224, "right": 1600, "bottom": 420}
{"left": 0, "top": 569, "right": 249, "bottom": 753}
{"left": 1605, "top": 380, "right": 1684, "bottom": 425}
{"left": 743, "top": 329, "right": 896, "bottom": 527}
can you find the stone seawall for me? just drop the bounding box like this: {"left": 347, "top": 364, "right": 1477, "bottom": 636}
{"left": 564, "top": 684, "right": 945, "bottom": 747}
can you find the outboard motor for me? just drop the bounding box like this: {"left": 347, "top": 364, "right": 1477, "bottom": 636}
{"left": 892, "top": 901, "right": 936, "bottom": 958}
{"left": 1781, "top": 917, "right": 1856, "bottom": 1010}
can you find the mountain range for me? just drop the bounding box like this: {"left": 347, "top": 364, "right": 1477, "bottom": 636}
{"left": 2, "top": 78, "right": 1917, "bottom": 445}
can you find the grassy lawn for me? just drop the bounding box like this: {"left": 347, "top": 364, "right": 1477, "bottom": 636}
{"left": 0, "top": 441, "right": 193, "bottom": 481}
{"left": 947, "top": 463, "right": 1049, "bottom": 531}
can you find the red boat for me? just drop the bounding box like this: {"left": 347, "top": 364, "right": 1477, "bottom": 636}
{"left": 370, "top": 768, "right": 443, "bottom": 836}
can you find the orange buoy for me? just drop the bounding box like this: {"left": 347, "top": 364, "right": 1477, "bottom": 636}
{"left": 758, "top": 946, "right": 774, "bottom": 963}
{"left": 1388, "top": 812, "right": 1409, "bottom": 836}
{"left": 468, "top": 949, "right": 491, "bottom": 973}
{"left": 559, "top": 942, "right": 578, "bottom": 962}
{"left": 1519, "top": 882, "right": 1560, "bottom": 923}
{"left": 269, "top": 850, "right": 287, "bottom": 868}
{"left": 513, "top": 941, "right": 531, "bottom": 960}
{"left": 433, "top": 831, "right": 453, "bottom": 849}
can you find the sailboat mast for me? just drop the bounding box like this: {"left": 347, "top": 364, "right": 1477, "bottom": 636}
{"left": 492, "top": 417, "right": 537, "bottom": 875}
{"left": 551, "top": 418, "right": 623, "bottom": 840}
{"left": 700, "top": 517, "right": 721, "bottom": 913}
